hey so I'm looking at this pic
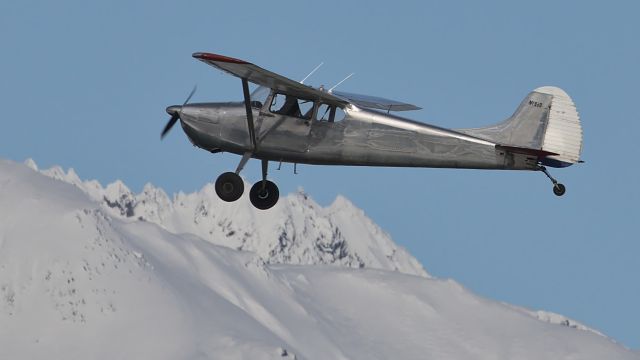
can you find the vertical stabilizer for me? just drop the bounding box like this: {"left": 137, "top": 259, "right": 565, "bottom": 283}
{"left": 458, "top": 86, "right": 583, "bottom": 167}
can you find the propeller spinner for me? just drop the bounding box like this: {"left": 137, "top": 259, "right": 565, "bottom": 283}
{"left": 161, "top": 86, "right": 197, "bottom": 139}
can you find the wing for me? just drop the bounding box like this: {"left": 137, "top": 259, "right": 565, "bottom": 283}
{"left": 192, "top": 52, "right": 348, "bottom": 107}
{"left": 331, "top": 90, "right": 422, "bottom": 112}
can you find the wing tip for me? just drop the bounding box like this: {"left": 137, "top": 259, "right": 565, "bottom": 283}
{"left": 192, "top": 52, "right": 249, "bottom": 64}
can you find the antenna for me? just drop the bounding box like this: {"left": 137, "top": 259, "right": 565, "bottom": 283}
{"left": 300, "top": 62, "right": 324, "bottom": 84}
{"left": 328, "top": 73, "right": 354, "bottom": 93}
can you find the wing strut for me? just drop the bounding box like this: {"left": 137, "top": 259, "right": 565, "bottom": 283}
{"left": 241, "top": 78, "right": 257, "bottom": 151}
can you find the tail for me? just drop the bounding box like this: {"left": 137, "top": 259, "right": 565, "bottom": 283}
{"left": 460, "top": 86, "right": 583, "bottom": 167}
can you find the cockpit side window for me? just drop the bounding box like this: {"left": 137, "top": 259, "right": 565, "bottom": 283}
{"left": 269, "top": 93, "right": 315, "bottom": 120}
{"left": 316, "top": 103, "right": 346, "bottom": 123}
{"left": 316, "top": 103, "right": 331, "bottom": 121}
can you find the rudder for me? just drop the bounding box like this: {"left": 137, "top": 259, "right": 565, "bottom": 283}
{"left": 536, "top": 86, "right": 583, "bottom": 167}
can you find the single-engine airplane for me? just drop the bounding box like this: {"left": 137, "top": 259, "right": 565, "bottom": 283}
{"left": 162, "top": 52, "right": 583, "bottom": 210}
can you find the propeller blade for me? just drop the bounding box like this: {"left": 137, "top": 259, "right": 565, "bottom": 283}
{"left": 183, "top": 85, "right": 197, "bottom": 106}
{"left": 161, "top": 113, "right": 180, "bottom": 139}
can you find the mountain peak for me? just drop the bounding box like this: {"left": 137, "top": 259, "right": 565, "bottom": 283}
{"left": 24, "top": 158, "right": 38, "bottom": 171}
{"left": 328, "top": 194, "right": 359, "bottom": 213}
{"left": 28, "top": 159, "right": 428, "bottom": 277}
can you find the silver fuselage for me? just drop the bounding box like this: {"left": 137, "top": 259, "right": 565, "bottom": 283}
{"left": 177, "top": 102, "right": 538, "bottom": 171}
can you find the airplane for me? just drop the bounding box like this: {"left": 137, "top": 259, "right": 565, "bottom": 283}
{"left": 161, "top": 52, "right": 583, "bottom": 210}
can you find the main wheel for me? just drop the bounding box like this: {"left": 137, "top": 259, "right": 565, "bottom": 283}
{"left": 249, "top": 180, "right": 279, "bottom": 210}
{"left": 215, "top": 172, "right": 244, "bottom": 202}
{"left": 553, "top": 183, "right": 566, "bottom": 197}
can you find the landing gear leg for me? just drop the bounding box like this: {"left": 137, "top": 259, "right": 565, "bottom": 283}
{"left": 538, "top": 165, "right": 566, "bottom": 197}
{"left": 250, "top": 159, "right": 279, "bottom": 210}
{"left": 235, "top": 151, "right": 252, "bottom": 175}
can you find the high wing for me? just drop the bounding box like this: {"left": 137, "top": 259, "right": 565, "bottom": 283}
{"left": 193, "top": 52, "right": 421, "bottom": 112}
{"left": 192, "top": 52, "right": 347, "bottom": 107}
{"left": 331, "top": 90, "right": 422, "bottom": 112}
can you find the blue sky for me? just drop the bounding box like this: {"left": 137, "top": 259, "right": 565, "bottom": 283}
{"left": 2, "top": 0, "right": 639, "bottom": 348}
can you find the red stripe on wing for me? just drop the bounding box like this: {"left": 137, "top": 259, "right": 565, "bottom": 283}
{"left": 192, "top": 52, "right": 249, "bottom": 64}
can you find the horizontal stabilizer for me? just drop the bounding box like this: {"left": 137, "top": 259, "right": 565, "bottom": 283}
{"left": 496, "top": 145, "right": 559, "bottom": 158}
{"left": 331, "top": 91, "right": 422, "bottom": 112}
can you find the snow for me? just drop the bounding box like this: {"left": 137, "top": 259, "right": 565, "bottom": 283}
{"left": 1, "top": 158, "right": 637, "bottom": 359}
{"left": 28, "top": 158, "right": 428, "bottom": 277}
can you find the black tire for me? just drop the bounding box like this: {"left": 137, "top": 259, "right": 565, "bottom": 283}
{"left": 249, "top": 180, "right": 279, "bottom": 210}
{"left": 215, "top": 172, "right": 244, "bottom": 202}
{"left": 553, "top": 183, "right": 566, "bottom": 197}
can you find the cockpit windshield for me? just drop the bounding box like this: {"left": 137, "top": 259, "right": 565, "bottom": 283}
{"left": 249, "top": 86, "right": 270, "bottom": 108}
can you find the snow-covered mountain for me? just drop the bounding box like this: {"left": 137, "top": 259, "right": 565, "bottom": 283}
{"left": 2, "top": 159, "right": 637, "bottom": 359}
{"left": 27, "top": 158, "right": 427, "bottom": 277}
{"left": 21, "top": 159, "right": 617, "bottom": 337}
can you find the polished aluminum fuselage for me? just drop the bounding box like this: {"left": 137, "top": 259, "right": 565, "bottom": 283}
{"left": 177, "top": 102, "right": 537, "bottom": 171}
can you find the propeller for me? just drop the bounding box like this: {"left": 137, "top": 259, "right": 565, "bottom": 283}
{"left": 161, "top": 85, "right": 197, "bottom": 139}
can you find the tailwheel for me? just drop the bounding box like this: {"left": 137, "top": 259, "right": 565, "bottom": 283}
{"left": 215, "top": 172, "right": 244, "bottom": 202}
{"left": 249, "top": 180, "right": 279, "bottom": 210}
{"left": 553, "top": 183, "right": 566, "bottom": 197}
{"left": 539, "top": 165, "right": 567, "bottom": 197}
